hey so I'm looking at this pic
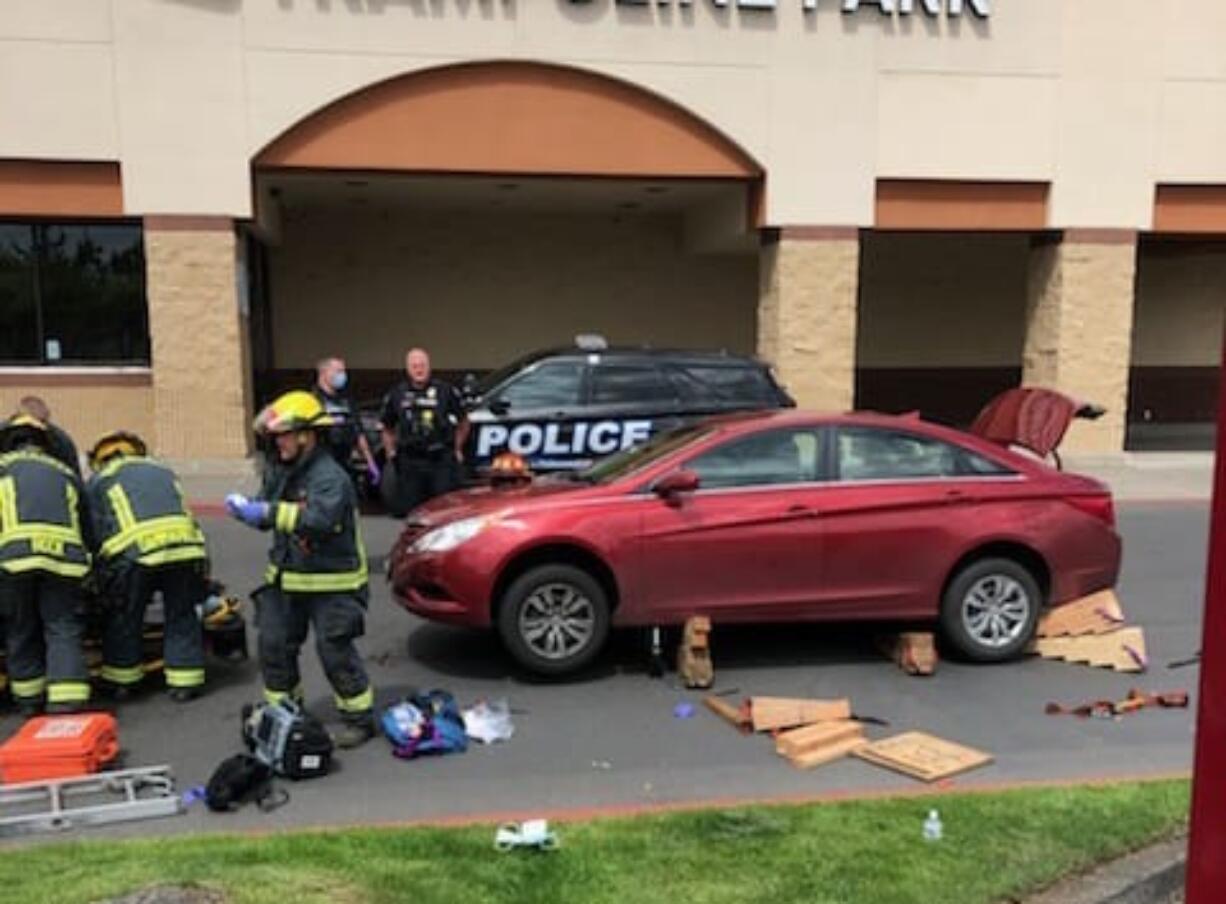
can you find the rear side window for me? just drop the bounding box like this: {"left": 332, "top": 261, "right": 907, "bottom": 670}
{"left": 667, "top": 364, "right": 775, "bottom": 407}
{"left": 497, "top": 361, "right": 584, "bottom": 409}
{"left": 590, "top": 364, "right": 677, "bottom": 405}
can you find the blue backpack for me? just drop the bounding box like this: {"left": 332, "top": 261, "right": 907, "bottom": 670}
{"left": 380, "top": 690, "right": 468, "bottom": 759}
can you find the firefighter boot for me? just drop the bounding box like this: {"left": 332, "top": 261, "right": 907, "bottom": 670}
{"left": 331, "top": 712, "right": 376, "bottom": 749}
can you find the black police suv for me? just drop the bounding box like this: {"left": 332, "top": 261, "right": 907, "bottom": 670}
{"left": 458, "top": 336, "right": 794, "bottom": 473}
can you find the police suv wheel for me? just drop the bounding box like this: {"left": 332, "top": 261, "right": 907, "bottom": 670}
{"left": 939, "top": 557, "right": 1041, "bottom": 663}
{"left": 497, "top": 564, "right": 610, "bottom": 677}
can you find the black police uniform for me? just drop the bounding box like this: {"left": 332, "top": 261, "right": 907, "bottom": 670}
{"left": 380, "top": 378, "right": 464, "bottom": 517}
{"left": 0, "top": 449, "right": 92, "bottom": 709}
{"left": 86, "top": 454, "right": 209, "bottom": 694}
{"left": 311, "top": 386, "right": 361, "bottom": 470}
{"left": 254, "top": 445, "right": 373, "bottom": 722}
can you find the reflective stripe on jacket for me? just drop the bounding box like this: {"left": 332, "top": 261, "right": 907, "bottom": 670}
{"left": 86, "top": 457, "right": 207, "bottom": 569}
{"left": 0, "top": 450, "right": 90, "bottom": 578}
{"left": 259, "top": 447, "right": 367, "bottom": 595}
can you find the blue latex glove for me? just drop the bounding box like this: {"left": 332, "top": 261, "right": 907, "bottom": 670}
{"left": 224, "top": 493, "right": 269, "bottom": 528}
{"left": 367, "top": 461, "right": 381, "bottom": 486}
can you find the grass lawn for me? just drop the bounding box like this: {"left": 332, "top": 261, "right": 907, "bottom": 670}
{"left": 1, "top": 779, "right": 1189, "bottom": 904}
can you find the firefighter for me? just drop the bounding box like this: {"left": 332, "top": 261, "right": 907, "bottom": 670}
{"left": 0, "top": 415, "right": 91, "bottom": 714}
{"left": 380, "top": 348, "right": 469, "bottom": 518}
{"left": 225, "top": 390, "right": 375, "bottom": 748}
{"left": 86, "top": 431, "right": 209, "bottom": 702}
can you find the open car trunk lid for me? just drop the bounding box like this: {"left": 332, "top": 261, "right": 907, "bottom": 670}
{"left": 969, "top": 387, "right": 1082, "bottom": 459}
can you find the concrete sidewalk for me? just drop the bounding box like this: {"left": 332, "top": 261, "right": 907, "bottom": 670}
{"left": 176, "top": 452, "right": 1217, "bottom": 507}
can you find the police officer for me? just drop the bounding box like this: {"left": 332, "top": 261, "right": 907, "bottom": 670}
{"left": 380, "top": 348, "right": 469, "bottom": 518}
{"left": 0, "top": 414, "right": 91, "bottom": 714}
{"left": 311, "top": 356, "right": 379, "bottom": 487}
{"left": 86, "top": 431, "right": 209, "bottom": 702}
{"left": 225, "top": 391, "right": 375, "bottom": 748}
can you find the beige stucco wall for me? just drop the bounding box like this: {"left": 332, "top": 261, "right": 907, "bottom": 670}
{"left": 0, "top": 381, "right": 154, "bottom": 468}
{"left": 1133, "top": 243, "right": 1226, "bottom": 367}
{"left": 858, "top": 233, "right": 1029, "bottom": 368}
{"left": 5, "top": 1, "right": 1226, "bottom": 227}
{"left": 268, "top": 205, "right": 757, "bottom": 371}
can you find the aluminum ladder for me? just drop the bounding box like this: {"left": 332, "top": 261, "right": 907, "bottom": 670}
{"left": 0, "top": 765, "right": 184, "bottom": 838}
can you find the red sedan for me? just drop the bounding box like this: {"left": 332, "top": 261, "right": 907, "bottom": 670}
{"left": 389, "top": 407, "right": 1121, "bottom": 676}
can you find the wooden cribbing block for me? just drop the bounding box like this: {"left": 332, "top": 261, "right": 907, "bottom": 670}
{"left": 1032, "top": 626, "right": 1148, "bottom": 673}
{"left": 1037, "top": 590, "right": 1126, "bottom": 638}
{"left": 677, "top": 616, "right": 714, "bottom": 689}
{"left": 704, "top": 696, "right": 751, "bottom": 732}
{"left": 749, "top": 697, "right": 851, "bottom": 733}
{"left": 853, "top": 731, "right": 993, "bottom": 783}
{"left": 878, "top": 632, "right": 938, "bottom": 676}
{"left": 787, "top": 735, "right": 870, "bottom": 770}
{"left": 775, "top": 719, "right": 863, "bottom": 759}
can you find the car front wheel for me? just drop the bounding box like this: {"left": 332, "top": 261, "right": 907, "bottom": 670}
{"left": 940, "top": 557, "right": 1041, "bottom": 663}
{"left": 497, "top": 564, "right": 611, "bottom": 676}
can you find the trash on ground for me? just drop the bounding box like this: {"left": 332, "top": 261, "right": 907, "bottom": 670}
{"left": 922, "top": 808, "right": 944, "bottom": 842}
{"left": 673, "top": 702, "right": 696, "bottom": 720}
{"left": 749, "top": 696, "right": 851, "bottom": 732}
{"left": 381, "top": 690, "right": 468, "bottom": 759}
{"left": 677, "top": 616, "right": 714, "bottom": 689}
{"left": 494, "top": 818, "right": 559, "bottom": 852}
{"left": 463, "top": 699, "right": 515, "bottom": 744}
{"left": 775, "top": 720, "right": 867, "bottom": 770}
{"left": 877, "top": 632, "right": 938, "bottom": 676}
{"left": 1045, "top": 688, "right": 1190, "bottom": 719}
{"left": 0, "top": 765, "right": 184, "bottom": 836}
{"left": 852, "top": 731, "right": 993, "bottom": 783}
{"left": 591, "top": 760, "right": 612, "bottom": 770}
{"left": 0, "top": 713, "right": 119, "bottom": 784}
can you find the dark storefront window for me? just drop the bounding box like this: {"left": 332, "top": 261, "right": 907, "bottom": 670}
{"left": 0, "top": 222, "right": 149, "bottom": 365}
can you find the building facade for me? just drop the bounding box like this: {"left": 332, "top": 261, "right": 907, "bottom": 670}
{"left": 0, "top": 0, "right": 1222, "bottom": 461}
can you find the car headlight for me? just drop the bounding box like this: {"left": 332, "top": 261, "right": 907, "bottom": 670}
{"left": 409, "top": 516, "right": 492, "bottom": 554}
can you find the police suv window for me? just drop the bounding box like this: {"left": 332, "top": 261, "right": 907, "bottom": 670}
{"left": 836, "top": 429, "right": 1013, "bottom": 481}
{"left": 668, "top": 364, "right": 773, "bottom": 406}
{"left": 497, "top": 361, "right": 584, "bottom": 409}
{"left": 590, "top": 364, "right": 676, "bottom": 406}
{"left": 686, "top": 429, "right": 821, "bottom": 490}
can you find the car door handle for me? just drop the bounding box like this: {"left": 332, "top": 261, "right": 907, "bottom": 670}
{"left": 944, "top": 488, "right": 975, "bottom": 504}
{"left": 785, "top": 504, "right": 819, "bottom": 519}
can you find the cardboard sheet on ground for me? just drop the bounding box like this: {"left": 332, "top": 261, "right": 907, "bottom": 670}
{"left": 852, "top": 731, "right": 993, "bottom": 783}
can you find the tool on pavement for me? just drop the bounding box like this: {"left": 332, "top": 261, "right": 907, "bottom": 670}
{"left": 1045, "top": 688, "right": 1190, "bottom": 719}
{"left": 0, "top": 765, "right": 183, "bottom": 837}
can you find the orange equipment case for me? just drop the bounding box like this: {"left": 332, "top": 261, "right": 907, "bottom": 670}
{"left": 0, "top": 714, "right": 120, "bottom": 784}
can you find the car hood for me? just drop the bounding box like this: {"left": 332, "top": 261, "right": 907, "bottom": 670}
{"left": 969, "top": 388, "right": 1080, "bottom": 458}
{"left": 406, "top": 478, "right": 599, "bottom": 528}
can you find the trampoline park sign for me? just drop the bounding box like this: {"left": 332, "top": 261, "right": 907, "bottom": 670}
{"left": 569, "top": 0, "right": 991, "bottom": 17}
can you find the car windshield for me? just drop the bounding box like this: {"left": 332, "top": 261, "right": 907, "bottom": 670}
{"left": 570, "top": 424, "right": 712, "bottom": 484}
{"left": 476, "top": 352, "right": 549, "bottom": 397}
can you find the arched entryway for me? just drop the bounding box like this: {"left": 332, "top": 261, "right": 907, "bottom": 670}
{"left": 247, "top": 61, "right": 765, "bottom": 405}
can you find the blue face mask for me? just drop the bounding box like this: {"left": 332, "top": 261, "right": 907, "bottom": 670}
{"left": 330, "top": 370, "right": 348, "bottom": 391}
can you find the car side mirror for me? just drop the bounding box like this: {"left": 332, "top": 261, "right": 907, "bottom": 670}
{"left": 654, "top": 469, "right": 700, "bottom": 500}
{"left": 489, "top": 398, "right": 511, "bottom": 416}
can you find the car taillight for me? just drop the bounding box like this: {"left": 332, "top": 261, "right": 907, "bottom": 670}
{"left": 1064, "top": 494, "right": 1116, "bottom": 528}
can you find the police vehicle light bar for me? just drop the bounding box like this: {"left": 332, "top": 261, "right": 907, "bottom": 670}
{"left": 575, "top": 333, "right": 609, "bottom": 351}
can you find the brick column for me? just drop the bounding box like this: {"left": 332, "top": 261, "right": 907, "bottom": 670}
{"left": 144, "top": 217, "right": 252, "bottom": 460}
{"left": 758, "top": 228, "right": 860, "bottom": 411}
{"left": 1023, "top": 230, "right": 1138, "bottom": 454}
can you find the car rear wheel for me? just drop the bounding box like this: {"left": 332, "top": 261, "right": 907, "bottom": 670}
{"left": 940, "top": 557, "right": 1041, "bottom": 662}
{"left": 497, "top": 564, "right": 610, "bottom": 676}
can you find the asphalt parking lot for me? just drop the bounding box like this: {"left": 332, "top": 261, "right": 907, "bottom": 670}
{"left": 0, "top": 501, "right": 1209, "bottom": 840}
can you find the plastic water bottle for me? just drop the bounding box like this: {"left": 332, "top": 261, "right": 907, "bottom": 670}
{"left": 923, "top": 809, "right": 943, "bottom": 842}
